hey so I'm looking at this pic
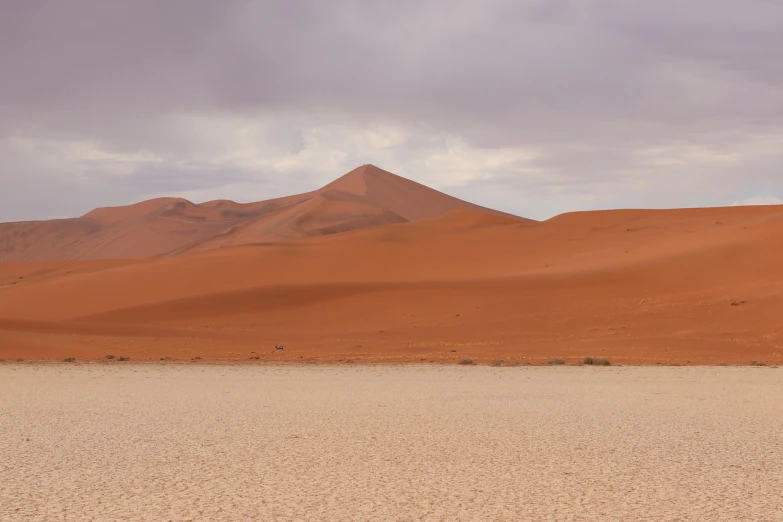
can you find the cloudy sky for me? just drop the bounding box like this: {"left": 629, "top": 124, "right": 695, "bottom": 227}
{"left": 2, "top": 0, "right": 783, "bottom": 222}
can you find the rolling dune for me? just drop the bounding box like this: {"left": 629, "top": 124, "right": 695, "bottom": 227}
{"left": 2, "top": 193, "right": 783, "bottom": 364}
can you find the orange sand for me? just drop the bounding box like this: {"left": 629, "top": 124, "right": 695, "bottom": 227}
{"left": 0, "top": 165, "right": 522, "bottom": 262}
{"left": 1, "top": 166, "right": 782, "bottom": 364}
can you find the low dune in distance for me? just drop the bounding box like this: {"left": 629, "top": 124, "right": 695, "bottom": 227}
{"left": 2, "top": 180, "right": 783, "bottom": 364}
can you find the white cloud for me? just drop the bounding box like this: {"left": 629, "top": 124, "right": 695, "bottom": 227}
{"left": 5, "top": 111, "right": 783, "bottom": 222}
{"left": 731, "top": 197, "right": 783, "bottom": 207}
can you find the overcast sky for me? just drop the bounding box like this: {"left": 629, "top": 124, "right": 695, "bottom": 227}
{"left": 2, "top": 0, "right": 783, "bottom": 222}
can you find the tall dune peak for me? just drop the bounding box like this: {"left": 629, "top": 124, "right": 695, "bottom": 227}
{"left": 319, "top": 164, "right": 391, "bottom": 195}
{"left": 0, "top": 164, "right": 527, "bottom": 262}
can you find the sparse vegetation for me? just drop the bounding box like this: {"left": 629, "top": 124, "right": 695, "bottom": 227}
{"left": 750, "top": 360, "right": 766, "bottom": 366}
{"left": 730, "top": 300, "right": 745, "bottom": 306}
{"left": 63, "top": 357, "right": 76, "bottom": 363}
{"left": 459, "top": 358, "right": 475, "bottom": 365}
{"left": 118, "top": 356, "right": 130, "bottom": 362}
{"left": 194, "top": 356, "right": 202, "bottom": 360}
{"left": 547, "top": 358, "right": 566, "bottom": 365}
{"left": 490, "top": 359, "right": 506, "bottom": 367}
{"left": 105, "top": 354, "right": 115, "bottom": 360}
{"left": 583, "top": 356, "right": 611, "bottom": 366}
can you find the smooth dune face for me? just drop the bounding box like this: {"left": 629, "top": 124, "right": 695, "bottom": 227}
{"left": 1, "top": 364, "right": 781, "bottom": 520}
{"left": 1, "top": 201, "right": 783, "bottom": 363}
{"left": 1, "top": 166, "right": 783, "bottom": 363}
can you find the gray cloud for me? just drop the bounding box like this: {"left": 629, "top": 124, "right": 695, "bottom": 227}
{"left": 1, "top": 0, "right": 783, "bottom": 221}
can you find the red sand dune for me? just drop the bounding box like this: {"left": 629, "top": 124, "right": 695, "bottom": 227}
{"left": 0, "top": 165, "right": 523, "bottom": 262}
{"left": 1, "top": 166, "right": 783, "bottom": 364}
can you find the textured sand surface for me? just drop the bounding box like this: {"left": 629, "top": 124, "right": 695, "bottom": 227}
{"left": 1, "top": 364, "right": 781, "bottom": 521}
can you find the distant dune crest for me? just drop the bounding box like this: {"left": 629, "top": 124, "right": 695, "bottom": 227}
{"left": 3, "top": 165, "right": 783, "bottom": 365}
{"left": 0, "top": 164, "right": 528, "bottom": 262}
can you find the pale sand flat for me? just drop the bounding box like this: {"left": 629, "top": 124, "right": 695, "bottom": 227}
{"left": 1, "top": 364, "right": 781, "bottom": 520}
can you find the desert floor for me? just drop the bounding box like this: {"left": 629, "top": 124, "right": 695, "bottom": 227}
{"left": 1, "top": 363, "right": 781, "bottom": 520}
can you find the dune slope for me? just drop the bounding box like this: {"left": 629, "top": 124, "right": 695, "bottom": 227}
{"left": 2, "top": 204, "right": 783, "bottom": 364}
{"left": 0, "top": 165, "right": 526, "bottom": 262}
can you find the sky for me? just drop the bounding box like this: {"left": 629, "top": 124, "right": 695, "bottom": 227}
{"left": 2, "top": 0, "right": 783, "bottom": 222}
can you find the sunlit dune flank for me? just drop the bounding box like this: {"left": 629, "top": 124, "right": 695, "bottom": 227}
{"left": 1, "top": 166, "right": 782, "bottom": 364}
